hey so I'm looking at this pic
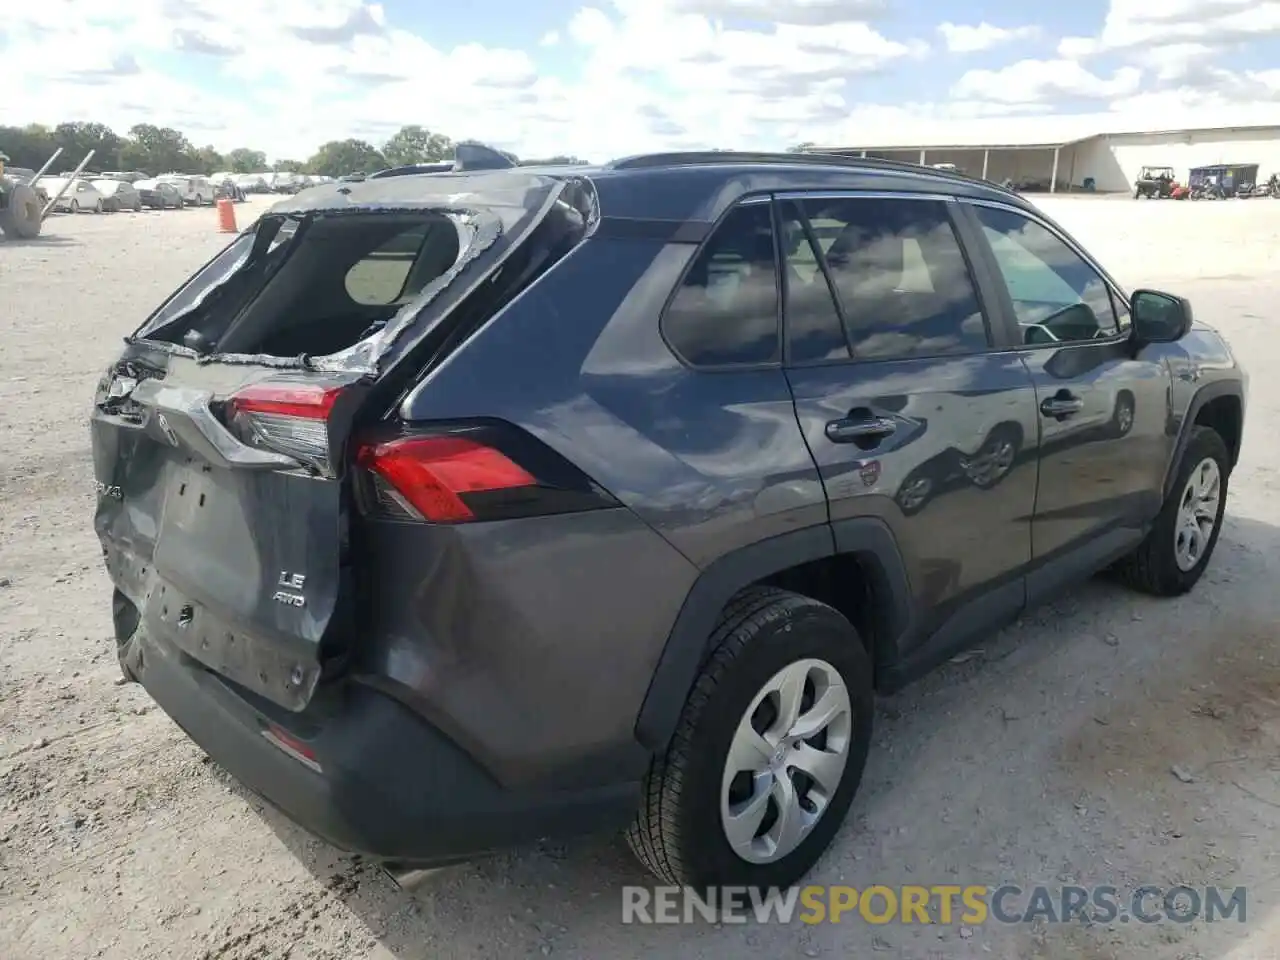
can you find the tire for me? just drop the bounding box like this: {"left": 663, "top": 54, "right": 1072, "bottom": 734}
{"left": 70, "top": 199, "right": 79, "bottom": 214}
{"left": 133, "top": 200, "right": 143, "bottom": 212}
{"left": 1113, "top": 426, "right": 1229, "bottom": 596}
{"left": 0, "top": 183, "right": 43, "bottom": 239}
{"left": 1108, "top": 391, "right": 1136, "bottom": 439}
{"left": 195, "top": 194, "right": 204, "bottom": 206}
{"left": 94, "top": 199, "right": 104, "bottom": 214}
{"left": 626, "top": 586, "right": 874, "bottom": 890}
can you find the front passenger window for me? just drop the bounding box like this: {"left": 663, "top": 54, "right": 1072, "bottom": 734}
{"left": 974, "top": 206, "right": 1120, "bottom": 345}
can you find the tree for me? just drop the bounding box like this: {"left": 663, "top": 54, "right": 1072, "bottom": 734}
{"left": 0, "top": 124, "right": 57, "bottom": 169}
{"left": 226, "top": 148, "right": 267, "bottom": 173}
{"left": 306, "top": 139, "right": 386, "bottom": 178}
{"left": 52, "top": 122, "right": 122, "bottom": 170}
{"left": 381, "top": 125, "right": 453, "bottom": 166}
{"left": 788, "top": 142, "right": 816, "bottom": 153}
{"left": 520, "top": 155, "right": 590, "bottom": 166}
{"left": 120, "top": 124, "right": 195, "bottom": 174}
{"left": 273, "top": 159, "right": 307, "bottom": 173}
{"left": 192, "top": 145, "right": 225, "bottom": 175}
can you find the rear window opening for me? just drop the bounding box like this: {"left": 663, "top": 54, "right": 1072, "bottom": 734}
{"left": 136, "top": 211, "right": 473, "bottom": 361}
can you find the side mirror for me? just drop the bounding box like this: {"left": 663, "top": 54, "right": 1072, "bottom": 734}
{"left": 1130, "top": 289, "right": 1193, "bottom": 345}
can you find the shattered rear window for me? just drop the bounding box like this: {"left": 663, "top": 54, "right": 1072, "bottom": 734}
{"left": 132, "top": 211, "right": 487, "bottom": 364}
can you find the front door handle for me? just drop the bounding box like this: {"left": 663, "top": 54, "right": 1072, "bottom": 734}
{"left": 1039, "top": 394, "right": 1084, "bottom": 419}
{"left": 825, "top": 414, "right": 897, "bottom": 444}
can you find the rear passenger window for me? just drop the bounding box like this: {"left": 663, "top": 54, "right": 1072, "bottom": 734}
{"left": 664, "top": 203, "right": 780, "bottom": 366}
{"left": 792, "top": 197, "right": 989, "bottom": 361}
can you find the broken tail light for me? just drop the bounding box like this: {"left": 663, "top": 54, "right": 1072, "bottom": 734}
{"left": 355, "top": 422, "right": 618, "bottom": 524}
{"left": 226, "top": 381, "right": 344, "bottom": 475}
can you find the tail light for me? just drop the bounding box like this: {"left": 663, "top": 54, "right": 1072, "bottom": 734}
{"left": 355, "top": 423, "right": 617, "bottom": 524}
{"left": 226, "top": 381, "right": 344, "bottom": 475}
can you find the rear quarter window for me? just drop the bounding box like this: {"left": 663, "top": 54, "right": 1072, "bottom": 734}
{"left": 662, "top": 202, "right": 781, "bottom": 367}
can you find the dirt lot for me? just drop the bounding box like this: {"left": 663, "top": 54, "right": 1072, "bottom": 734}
{"left": 2, "top": 194, "right": 1280, "bottom": 960}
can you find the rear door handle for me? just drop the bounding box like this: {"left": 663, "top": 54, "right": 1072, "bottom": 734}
{"left": 1039, "top": 395, "right": 1084, "bottom": 419}
{"left": 825, "top": 415, "right": 897, "bottom": 444}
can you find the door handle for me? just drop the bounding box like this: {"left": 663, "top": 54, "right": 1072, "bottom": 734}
{"left": 825, "top": 414, "right": 897, "bottom": 444}
{"left": 1039, "top": 394, "right": 1084, "bottom": 419}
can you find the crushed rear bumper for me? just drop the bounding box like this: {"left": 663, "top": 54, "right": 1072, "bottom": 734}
{"left": 121, "top": 620, "right": 639, "bottom": 865}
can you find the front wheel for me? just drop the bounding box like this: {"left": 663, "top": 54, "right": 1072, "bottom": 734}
{"left": 94, "top": 199, "right": 104, "bottom": 214}
{"left": 627, "top": 587, "right": 874, "bottom": 890}
{"left": 1112, "top": 426, "right": 1228, "bottom": 596}
{"left": 69, "top": 199, "right": 80, "bottom": 214}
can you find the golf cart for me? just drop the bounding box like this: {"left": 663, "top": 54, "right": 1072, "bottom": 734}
{"left": 1134, "top": 165, "right": 1177, "bottom": 198}
{"left": 0, "top": 151, "right": 44, "bottom": 239}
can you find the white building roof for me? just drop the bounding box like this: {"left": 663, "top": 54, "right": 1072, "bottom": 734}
{"left": 813, "top": 107, "right": 1280, "bottom": 152}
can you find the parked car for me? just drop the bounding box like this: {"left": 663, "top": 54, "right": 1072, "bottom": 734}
{"left": 133, "top": 179, "right": 184, "bottom": 209}
{"left": 101, "top": 170, "right": 149, "bottom": 183}
{"left": 92, "top": 178, "right": 143, "bottom": 213}
{"left": 43, "top": 177, "right": 105, "bottom": 213}
{"left": 156, "top": 174, "right": 214, "bottom": 206}
{"left": 91, "top": 151, "right": 1246, "bottom": 892}
{"left": 235, "top": 173, "right": 272, "bottom": 193}
{"left": 214, "top": 177, "right": 246, "bottom": 202}
{"left": 2, "top": 166, "right": 50, "bottom": 205}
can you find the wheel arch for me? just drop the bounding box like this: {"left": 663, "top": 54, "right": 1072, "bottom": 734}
{"left": 634, "top": 519, "right": 914, "bottom": 751}
{"left": 1164, "top": 380, "right": 1245, "bottom": 499}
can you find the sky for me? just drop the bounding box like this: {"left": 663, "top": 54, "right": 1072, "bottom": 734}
{"left": 2, "top": 0, "right": 1279, "bottom": 162}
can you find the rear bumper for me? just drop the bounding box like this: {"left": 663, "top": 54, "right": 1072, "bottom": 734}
{"left": 123, "top": 624, "right": 640, "bottom": 865}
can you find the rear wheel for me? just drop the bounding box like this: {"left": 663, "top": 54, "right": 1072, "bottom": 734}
{"left": 627, "top": 587, "right": 874, "bottom": 890}
{"left": 94, "top": 199, "right": 104, "bottom": 214}
{"left": 1113, "top": 426, "right": 1228, "bottom": 596}
{"left": 70, "top": 199, "right": 80, "bottom": 214}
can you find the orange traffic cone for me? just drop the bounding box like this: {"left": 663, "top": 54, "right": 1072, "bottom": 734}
{"left": 217, "top": 198, "right": 237, "bottom": 233}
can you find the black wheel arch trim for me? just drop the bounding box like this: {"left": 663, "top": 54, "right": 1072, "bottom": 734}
{"left": 1163, "top": 379, "right": 1244, "bottom": 499}
{"left": 634, "top": 519, "right": 913, "bottom": 751}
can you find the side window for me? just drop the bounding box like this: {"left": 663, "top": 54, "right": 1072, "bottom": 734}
{"left": 1111, "top": 289, "right": 1132, "bottom": 332}
{"left": 664, "top": 202, "right": 780, "bottom": 366}
{"left": 343, "top": 221, "right": 460, "bottom": 306}
{"left": 795, "top": 197, "right": 989, "bottom": 361}
{"left": 779, "top": 201, "right": 849, "bottom": 364}
{"left": 973, "top": 206, "right": 1120, "bottom": 345}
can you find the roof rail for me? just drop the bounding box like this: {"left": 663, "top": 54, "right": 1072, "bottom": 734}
{"left": 606, "top": 149, "right": 1021, "bottom": 197}
{"left": 609, "top": 150, "right": 877, "bottom": 170}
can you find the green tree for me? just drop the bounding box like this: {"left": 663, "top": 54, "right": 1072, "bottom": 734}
{"left": 226, "top": 148, "right": 267, "bottom": 173}
{"left": 273, "top": 159, "right": 307, "bottom": 173}
{"left": 0, "top": 124, "right": 57, "bottom": 169}
{"left": 788, "top": 142, "right": 816, "bottom": 153}
{"left": 52, "top": 121, "right": 122, "bottom": 170}
{"left": 306, "top": 139, "right": 386, "bottom": 178}
{"left": 520, "top": 155, "right": 589, "bottom": 166}
{"left": 120, "top": 124, "right": 196, "bottom": 174}
{"left": 192, "top": 145, "right": 225, "bottom": 174}
{"left": 381, "top": 125, "right": 453, "bottom": 166}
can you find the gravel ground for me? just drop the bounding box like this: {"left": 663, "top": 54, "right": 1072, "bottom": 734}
{"left": 2, "top": 193, "right": 1280, "bottom": 960}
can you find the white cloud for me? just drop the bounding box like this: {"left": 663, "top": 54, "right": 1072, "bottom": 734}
{"left": 1059, "top": 0, "right": 1280, "bottom": 56}
{"left": 1, "top": 0, "right": 1279, "bottom": 163}
{"left": 937, "top": 22, "right": 1040, "bottom": 54}
{"left": 0, "top": 0, "right": 931, "bottom": 160}
{"left": 952, "top": 59, "right": 1143, "bottom": 104}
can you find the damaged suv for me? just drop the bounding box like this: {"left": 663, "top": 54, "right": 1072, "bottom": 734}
{"left": 92, "top": 152, "right": 1246, "bottom": 891}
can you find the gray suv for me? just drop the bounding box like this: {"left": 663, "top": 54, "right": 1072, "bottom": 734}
{"left": 91, "top": 152, "right": 1246, "bottom": 891}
